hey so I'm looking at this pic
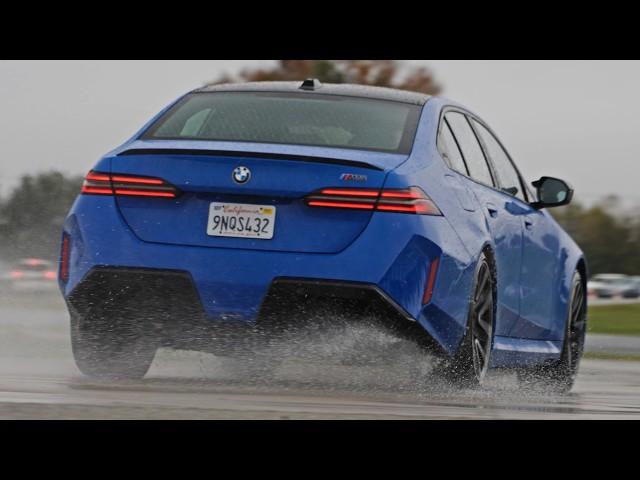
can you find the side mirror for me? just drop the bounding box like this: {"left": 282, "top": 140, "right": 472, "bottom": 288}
{"left": 530, "top": 176, "right": 573, "bottom": 210}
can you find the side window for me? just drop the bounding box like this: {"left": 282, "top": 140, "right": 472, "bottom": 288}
{"left": 437, "top": 118, "right": 469, "bottom": 175}
{"left": 472, "top": 119, "right": 526, "bottom": 201}
{"left": 445, "top": 112, "right": 494, "bottom": 187}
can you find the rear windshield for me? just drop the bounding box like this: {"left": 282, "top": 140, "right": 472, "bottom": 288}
{"left": 142, "top": 92, "right": 422, "bottom": 154}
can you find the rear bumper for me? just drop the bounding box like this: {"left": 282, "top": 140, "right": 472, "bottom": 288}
{"left": 61, "top": 195, "right": 477, "bottom": 354}
{"left": 66, "top": 267, "right": 447, "bottom": 356}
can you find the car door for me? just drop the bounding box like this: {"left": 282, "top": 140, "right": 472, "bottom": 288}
{"left": 471, "top": 118, "right": 560, "bottom": 339}
{"left": 445, "top": 111, "right": 524, "bottom": 336}
{"left": 518, "top": 189, "right": 564, "bottom": 339}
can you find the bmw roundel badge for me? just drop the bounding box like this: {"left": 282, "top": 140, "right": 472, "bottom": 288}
{"left": 232, "top": 166, "right": 251, "bottom": 184}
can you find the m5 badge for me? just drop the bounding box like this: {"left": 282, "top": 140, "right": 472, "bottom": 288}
{"left": 340, "top": 173, "right": 368, "bottom": 183}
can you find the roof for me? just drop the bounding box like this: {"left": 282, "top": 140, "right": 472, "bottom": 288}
{"left": 193, "top": 81, "right": 430, "bottom": 106}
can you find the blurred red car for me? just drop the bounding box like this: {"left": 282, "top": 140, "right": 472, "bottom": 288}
{"left": 5, "top": 258, "right": 58, "bottom": 292}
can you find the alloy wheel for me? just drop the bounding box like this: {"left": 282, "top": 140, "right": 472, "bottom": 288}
{"left": 470, "top": 261, "right": 494, "bottom": 382}
{"left": 566, "top": 277, "right": 587, "bottom": 379}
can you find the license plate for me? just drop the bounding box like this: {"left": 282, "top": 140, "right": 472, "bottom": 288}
{"left": 207, "top": 202, "right": 276, "bottom": 240}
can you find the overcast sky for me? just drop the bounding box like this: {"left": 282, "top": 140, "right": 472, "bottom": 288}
{"left": 0, "top": 60, "right": 638, "bottom": 205}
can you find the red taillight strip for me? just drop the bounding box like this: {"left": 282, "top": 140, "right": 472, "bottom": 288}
{"left": 113, "top": 189, "right": 176, "bottom": 198}
{"left": 377, "top": 203, "right": 432, "bottom": 214}
{"left": 380, "top": 190, "right": 424, "bottom": 199}
{"left": 307, "top": 200, "right": 375, "bottom": 210}
{"left": 81, "top": 186, "right": 113, "bottom": 195}
{"left": 305, "top": 187, "right": 378, "bottom": 210}
{"left": 81, "top": 171, "right": 178, "bottom": 198}
{"left": 85, "top": 172, "right": 111, "bottom": 182}
{"left": 111, "top": 175, "right": 164, "bottom": 185}
{"left": 319, "top": 188, "right": 379, "bottom": 198}
{"left": 305, "top": 187, "right": 441, "bottom": 215}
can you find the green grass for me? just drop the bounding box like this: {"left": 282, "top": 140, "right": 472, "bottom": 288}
{"left": 583, "top": 351, "right": 640, "bottom": 362}
{"left": 588, "top": 303, "right": 640, "bottom": 336}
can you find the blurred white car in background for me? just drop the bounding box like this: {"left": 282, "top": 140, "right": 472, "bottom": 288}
{"left": 587, "top": 273, "right": 640, "bottom": 299}
{"left": 2, "top": 258, "right": 58, "bottom": 293}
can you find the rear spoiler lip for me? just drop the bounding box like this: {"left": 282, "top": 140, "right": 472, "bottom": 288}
{"left": 116, "top": 148, "right": 385, "bottom": 172}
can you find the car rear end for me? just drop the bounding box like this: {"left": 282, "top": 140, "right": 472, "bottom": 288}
{"left": 588, "top": 274, "right": 637, "bottom": 299}
{"left": 9, "top": 259, "right": 58, "bottom": 293}
{"left": 59, "top": 85, "right": 457, "bottom": 357}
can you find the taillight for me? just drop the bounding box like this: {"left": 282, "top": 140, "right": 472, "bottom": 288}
{"left": 25, "top": 258, "right": 45, "bottom": 266}
{"left": 10, "top": 271, "right": 24, "bottom": 279}
{"left": 305, "top": 187, "right": 441, "bottom": 215}
{"left": 82, "top": 171, "right": 179, "bottom": 198}
{"left": 43, "top": 271, "right": 57, "bottom": 280}
{"left": 59, "top": 233, "right": 70, "bottom": 283}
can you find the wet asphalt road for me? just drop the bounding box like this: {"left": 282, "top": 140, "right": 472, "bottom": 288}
{"left": 1, "top": 293, "right": 640, "bottom": 419}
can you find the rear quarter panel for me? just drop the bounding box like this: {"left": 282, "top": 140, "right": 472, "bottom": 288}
{"left": 383, "top": 98, "right": 492, "bottom": 352}
{"left": 545, "top": 211, "right": 586, "bottom": 341}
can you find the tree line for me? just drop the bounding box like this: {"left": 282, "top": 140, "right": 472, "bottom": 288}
{"left": 553, "top": 199, "right": 640, "bottom": 276}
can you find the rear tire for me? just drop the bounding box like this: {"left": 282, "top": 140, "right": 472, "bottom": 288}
{"left": 434, "top": 252, "right": 496, "bottom": 387}
{"left": 70, "top": 312, "right": 158, "bottom": 380}
{"left": 518, "top": 271, "right": 586, "bottom": 394}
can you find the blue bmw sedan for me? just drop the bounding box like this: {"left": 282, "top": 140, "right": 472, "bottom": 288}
{"left": 59, "top": 79, "right": 587, "bottom": 391}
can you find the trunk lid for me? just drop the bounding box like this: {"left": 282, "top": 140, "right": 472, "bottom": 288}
{"left": 110, "top": 142, "right": 406, "bottom": 254}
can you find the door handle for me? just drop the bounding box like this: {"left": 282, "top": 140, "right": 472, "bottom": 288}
{"left": 486, "top": 203, "right": 498, "bottom": 218}
{"left": 525, "top": 219, "right": 534, "bottom": 230}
